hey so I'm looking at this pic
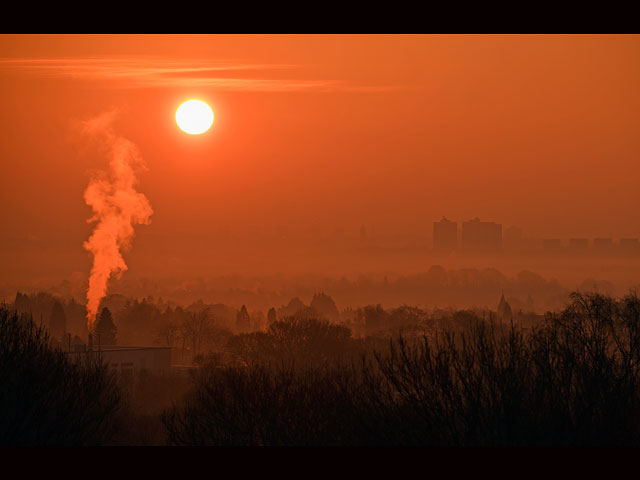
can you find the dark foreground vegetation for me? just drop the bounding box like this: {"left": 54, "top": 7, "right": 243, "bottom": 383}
{"left": 2, "top": 291, "right": 640, "bottom": 445}
{"left": 0, "top": 308, "right": 121, "bottom": 445}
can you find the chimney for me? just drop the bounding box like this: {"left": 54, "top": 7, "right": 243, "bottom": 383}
{"left": 88, "top": 333, "right": 94, "bottom": 352}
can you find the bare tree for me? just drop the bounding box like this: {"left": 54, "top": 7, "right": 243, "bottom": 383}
{"left": 155, "top": 319, "right": 182, "bottom": 348}
{"left": 182, "top": 309, "right": 213, "bottom": 360}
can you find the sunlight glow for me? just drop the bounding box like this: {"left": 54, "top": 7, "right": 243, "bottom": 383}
{"left": 176, "top": 100, "right": 214, "bottom": 135}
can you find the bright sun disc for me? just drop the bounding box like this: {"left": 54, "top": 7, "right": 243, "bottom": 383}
{"left": 176, "top": 100, "right": 214, "bottom": 134}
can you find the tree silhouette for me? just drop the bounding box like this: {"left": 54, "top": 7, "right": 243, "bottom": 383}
{"left": 236, "top": 305, "right": 251, "bottom": 333}
{"left": 359, "top": 304, "right": 388, "bottom": 334}
{"left": 278, "top": 297, "right": 305, "bottom": 318}
{"left": 49, "top": 300, "right": 67, "bottom": 341}
{"left": 167, "top": 292, "right": 640, "bottom": 446}
{"left": 95, "top": 307, "right": 117, "bottom": 345}
{"left": 182, "top": 310, "right": 213, "bottom": 359}
{"left": 226, "top": 314, "right": 355, "bottom": 367}
{"left": 0, "top": 306, "right": 121, "bottom": 445}
{"left": 267, "top": 307, "right": 277, "bottom": 325}
{"left": 310, "top": 292, "right": 340, "bottom": 322}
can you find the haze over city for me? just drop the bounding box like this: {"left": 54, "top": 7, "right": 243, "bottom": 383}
{"left": 2, "top": 35, "right": 639, "bottom": 286}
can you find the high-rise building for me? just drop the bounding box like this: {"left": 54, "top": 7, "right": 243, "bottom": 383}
{"left": 461, "top": 218, "right": 502, "bottom": 252}
{"left": 569, "top": 238, "right": 589, "bottom": 251}
{"left": 542, "top": 239, "right": 563, "bottom": 252}
{"left": 593, "top": 238, "right": 613, "bottom": 253}
{"left": 620, "top": 238, "right": 640, "bottom": 255}
{"left": 433, "top": 217, "right": 457, "bottom": 253}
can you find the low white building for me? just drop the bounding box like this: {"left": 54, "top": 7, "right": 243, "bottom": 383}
{"left": 66, "top": 343, "right": 172, "bottom": 382}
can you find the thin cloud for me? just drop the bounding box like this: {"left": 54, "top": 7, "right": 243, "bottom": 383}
{"left": 0, "top": 56, "right": 388, "bottom": 92}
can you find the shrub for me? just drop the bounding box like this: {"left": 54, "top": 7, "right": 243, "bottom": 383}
{"left": 162, "top": 363, "right": 365, "bottom": 445}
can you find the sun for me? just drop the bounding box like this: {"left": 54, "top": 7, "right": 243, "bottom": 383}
{"left": 176, "top": 100, "right": 214, "bottom": 135}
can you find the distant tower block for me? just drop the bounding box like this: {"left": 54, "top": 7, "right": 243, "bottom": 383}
{"left": 620, "top": 238, "right": 640, "bottom": 255}
{"left": 461, "top": 218, "right": 502, "bottom": 252}
{"left": 542, "top": 239, "right": 563, "bottom": 253}
{"left": 593, "top": 238, "right": 613, "bottom": 253}
{"left": 433, "top": 217, "right": 457, "bottom": 253}
{"left": 569, "top": 238, "right": 589, "bottom": 251}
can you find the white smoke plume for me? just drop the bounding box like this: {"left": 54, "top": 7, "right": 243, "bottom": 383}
{"left": 81, "top": 111, "right": 153, "bottom": 330}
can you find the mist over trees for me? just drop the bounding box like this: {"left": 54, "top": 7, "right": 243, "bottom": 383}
{"left": 5, "top": 265, "right": 598, "bottom": 320}
{"left": 4, "top": 289, "right": 640, "bottom": 445}
{"left": 13, "top": 292, "right": 87, "bottom": 340}
{"left": 6, "top": 265, "right": 627, "bottom": 349}
{"left": 6, "top": 279, "right": 546, "bottom": 363}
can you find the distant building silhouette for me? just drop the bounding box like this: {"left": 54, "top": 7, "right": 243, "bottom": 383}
{"left": 461, "top": 218, "right": 501, "bottom": 252}
{"left": 433, "top": 217, "right": 457, "bottom": 253}
{"left": 593, "top": 238, "right": 613, "bottom": 253}
{"left": 67, "top": 345, "right": 171, "bottom": 382}
{"left": 569, "top": 238, "right": 589, "bottom": 251}
{"left": 620, "top": 238, "right": 640, "bottom": 255}
{"left": 542, "top": 239, "right": 563, "bottom": 253}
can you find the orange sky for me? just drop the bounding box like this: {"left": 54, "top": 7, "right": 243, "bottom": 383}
{"left": 1, "top": 34, "right": 639, "bottom": 284}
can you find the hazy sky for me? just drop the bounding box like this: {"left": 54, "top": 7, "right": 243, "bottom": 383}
{"left": 1, "top": 34, "right": 639, "bottom": 283}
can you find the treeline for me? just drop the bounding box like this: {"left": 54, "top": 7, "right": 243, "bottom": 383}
{"left": 10, "top": 289, "right": 543, "bottom": 363}
{"left": 164, "top": 291, "right": 640, "bottom": 445}
{"left": 2, "top": 291, "right": 640, "bottom": 444}
{"left": 6, "top": 265, "right": 591, "bottom": 318}
{"left": 9, "top": 290, "right": 544, "bottom": 365}
{"left": 13, "top": 292, "right": 88, "bottom": 344}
